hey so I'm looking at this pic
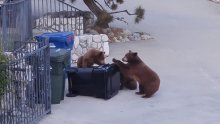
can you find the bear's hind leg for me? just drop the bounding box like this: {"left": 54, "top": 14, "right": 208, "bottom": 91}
{"left": 136, "top": 84, "right": 145, "bottom": 95}
{"left": 142, "top": 94, "right": 152, "bottom": 98}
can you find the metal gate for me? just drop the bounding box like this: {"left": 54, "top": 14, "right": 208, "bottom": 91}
{"left": 0, "top": 39, "right": 51, "bottom": 124}
{"left": 0, "top": 1, "right": 51, "bottom": 124}
{"left": 0, "top": 0, "right": 32, "bottom": 52}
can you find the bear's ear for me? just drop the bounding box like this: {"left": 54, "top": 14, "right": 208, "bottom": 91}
{"left": 133, "top": 52, "right": 137, "bottom": 56}
{"left": 129, "top": 50, "right": 132, "bottom": 53}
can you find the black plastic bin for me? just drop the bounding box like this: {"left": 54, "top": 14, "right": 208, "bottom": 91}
{"left": 65, "top": 64, "right": 121, "bottom": 100}
{"left": 50, "top": 48, "right": 70, "bottom": 104}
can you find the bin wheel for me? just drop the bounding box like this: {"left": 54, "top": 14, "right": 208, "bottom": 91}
{"left": 66, "top": 93, "right": 78, "bottom": 97}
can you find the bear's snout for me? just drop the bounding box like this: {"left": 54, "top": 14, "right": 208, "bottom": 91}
{"left": 100, "top": 60, "right": 105, "bottom": 64}
{"left": 112, "top": 58, "right": 117, "bottom": 62}
{"left": 122, "top": 57, "right": 128, "bottom": 62}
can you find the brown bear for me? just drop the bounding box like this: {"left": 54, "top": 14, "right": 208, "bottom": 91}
{"left": 120, "top": 74, "right": 137, "bottom": 90}
{"left": 112, "top": 50, "right": 160, "bottom": 98}
{"left": 77, "top": 48, "right": 106, "bottom": 68}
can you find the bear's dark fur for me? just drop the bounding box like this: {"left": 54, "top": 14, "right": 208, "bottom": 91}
{"left": 77, "top": 48, "right": 105, "bottom": 68}
{"left": 113, "top": 50, "right": 160, "bottom": 98}
{"left": 120, "top": 74, "right": 137, "bottom": 90}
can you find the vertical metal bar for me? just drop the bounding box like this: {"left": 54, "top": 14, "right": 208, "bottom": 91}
{"left": 41, "top": 0, "right": 44, "bottom": 30}
{"left": 58, "top": 0, "right": 61, "bottom": 31}
{"left": 54, "top": 0, "right": 57, "bottom": 30}
{"left": 42, "top": 41, "right": 44, "bottom": 115}
{"left": 28, "top": 0, "right": 33, "bottom": 39}
{"left": 37, "top": 0, "right": 40, "bottom": 29}
{"left": 50, "top": 0, "right": 52, "bottom": 30}
{"left": 31, "top": 42, "right": 36, "bottom": 121}
{"left": 74, "top": 8, "right": 76, "bottom": 35}
{"left": 39, "top": 45, "right": 43, "bottom": 116}
{"left": 62, "top": 2, "right": 64, "bottom": 31}
{"left": 71, "top": 7, "right": 73, "bottom": 33}
{"left": 33, "top": 0, "right": 36, "bottom": 28}
{"left": 29, "top": 42, "right": 33, "bottom": 122}
{"left": 21, "top": 48, "right": 24, "bottom": 124}
{"left": 2, "top": 4, "right": 7, "bottom": 51}
{"left": 66, "top": 5, "right": 69, "bottom": 31}
{"left": 46, "top": 0, "right": 48, "bottom": 30}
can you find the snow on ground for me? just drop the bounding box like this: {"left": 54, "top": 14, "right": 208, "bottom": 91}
{"left": 39, "top": 0, "right": 220, "bottom": 124}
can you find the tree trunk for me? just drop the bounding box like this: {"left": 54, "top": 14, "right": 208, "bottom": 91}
{"left": 83, "top": 0, "right": 111, "bottom": 28}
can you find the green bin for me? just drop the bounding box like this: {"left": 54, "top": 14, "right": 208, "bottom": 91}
{"left": 50, "top": 48, "right": 70, "bottom": 104}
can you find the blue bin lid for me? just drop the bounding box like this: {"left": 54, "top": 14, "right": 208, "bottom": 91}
{"left": 35, "top": 32, "right": 74, "bottom": 41}
{"left": 41, "top": 32, "right": 74, "bottom": 37}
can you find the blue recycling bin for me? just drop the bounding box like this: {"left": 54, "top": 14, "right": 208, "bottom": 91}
{"left": 35, "top": 32, "right": 74, "bottom": 49}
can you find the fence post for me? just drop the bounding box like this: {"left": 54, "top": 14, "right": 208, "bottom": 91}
{"left": 2, "top": 4, "right": 7, "bottom": 51}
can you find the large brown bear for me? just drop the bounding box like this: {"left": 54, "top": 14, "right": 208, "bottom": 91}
{"left": 112, "top": 50, "right": 160, "bottom": 98}
{"left": 77, "top": 48, "right": 106, "bottom": 68}
{"left": 120, "top": 74, "right": 137, "bottom": 90}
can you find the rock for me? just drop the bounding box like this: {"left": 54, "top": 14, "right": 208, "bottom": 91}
{"left": 118, "top": 36, "right": 123, "bottom": 40}
{"left": 88, "top": 29, "right": 99, "bottom": 35}
{"left": 123, "top": 29, "right": 132, "bottom": 36}
{"left": 92, "top": 35, "right": 102, "bottom": 42}
{"left": 71, "top": 53, "right": 78, "bottom": 62}
{"left": 210, "top": 0, "right": 220, "bottom": 3}
{"left": 90, "top": 42, "right": 98, "bottom": 48}
{"left": 79, "top": 40, "right": 88, "bottom": 48}
{"left": 79, "top": 35, "right": 87, "bottom": 42}
{"left": 141, "top": 34, "right": 153, "bottom": 40}
{"left": 74, "top": 46, "right": 83, "bottom": 56}
{"left": 86, "top": 35, "right": 93, "bottom": 46}
{"left": 100, "top": 34, "right": 109, "bottom": 42}
{"left": 97, "top": 42, "right": 102, "bottom": 49}
{"left": 103, "top": 42, "right": 110, "bottom": 56}
{"left": 101, "top": 28, "right": 108, "bottom": 34}
{"left": 82, "top": 48, "right": 88, "bottom": 54}
{"left": 113, "top": 37, "right": 120, "bottom": 42}
{"left": 106, "top": 28, "right": 112, "bottom": 33}
{"left": 128, "top": 35, "right": 135, "bottom": 41}
{"left": 74, "top": 36, "right": 80, "bottom": 49}
{"left": 132, "top": 33, "right": 141, "bottom": 40}
{"left": 121, "top": 37, "right": 130, "bottom": 42}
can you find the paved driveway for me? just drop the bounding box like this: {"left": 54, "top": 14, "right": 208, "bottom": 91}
{"left": 39, "top": 0, "right": 220, "bottom": 124}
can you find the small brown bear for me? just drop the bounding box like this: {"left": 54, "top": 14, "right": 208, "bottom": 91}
{"left": 77, "top": 48, "right": 106, "bottom": 68}
{"left": 112, "top": 50, "right": 160, "bottom": 98}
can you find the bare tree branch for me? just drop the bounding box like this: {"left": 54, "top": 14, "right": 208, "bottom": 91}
{"left": 104, "top": 0, "right": 112, "bottom": 9}
{"left": 114, "top": 17, "right": 128, "bottom": 25}
{"left": 94, "top": 0, "right": 105, "bottom": 11}
{"left": 109, "top": 10, "right": 136, "bottom": 15}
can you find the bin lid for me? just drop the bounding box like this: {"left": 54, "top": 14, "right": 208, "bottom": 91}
{"left": 35, "top": 32, "right": 74, "bottom": 42}
{"left": 42, "top": 32, "right": 73, "bottom": 40}
{"left": 50, "top": 48, "right": 70, "bottom": 62}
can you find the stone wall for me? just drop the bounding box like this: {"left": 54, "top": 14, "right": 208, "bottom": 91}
{"left": 71, "top": 34, "right": 109, "bottom": 65}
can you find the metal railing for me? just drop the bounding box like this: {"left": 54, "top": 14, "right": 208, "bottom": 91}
{"left": 0, "top": 0, "right": 94, "bottom": 52}
{"left": 0, "top": 0, "right": 94, "bottom": 123}
{"left": 0, "top": 38, "right": 51, "bottom": 124}
{"left": 0, "top": 0, "right": 32, "bottom": 52}
{"left": 32, "top": 0, "right": 94, "bottom": 35}
{"left": 0, "top": 1, "right": 51, "bottom": 124}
